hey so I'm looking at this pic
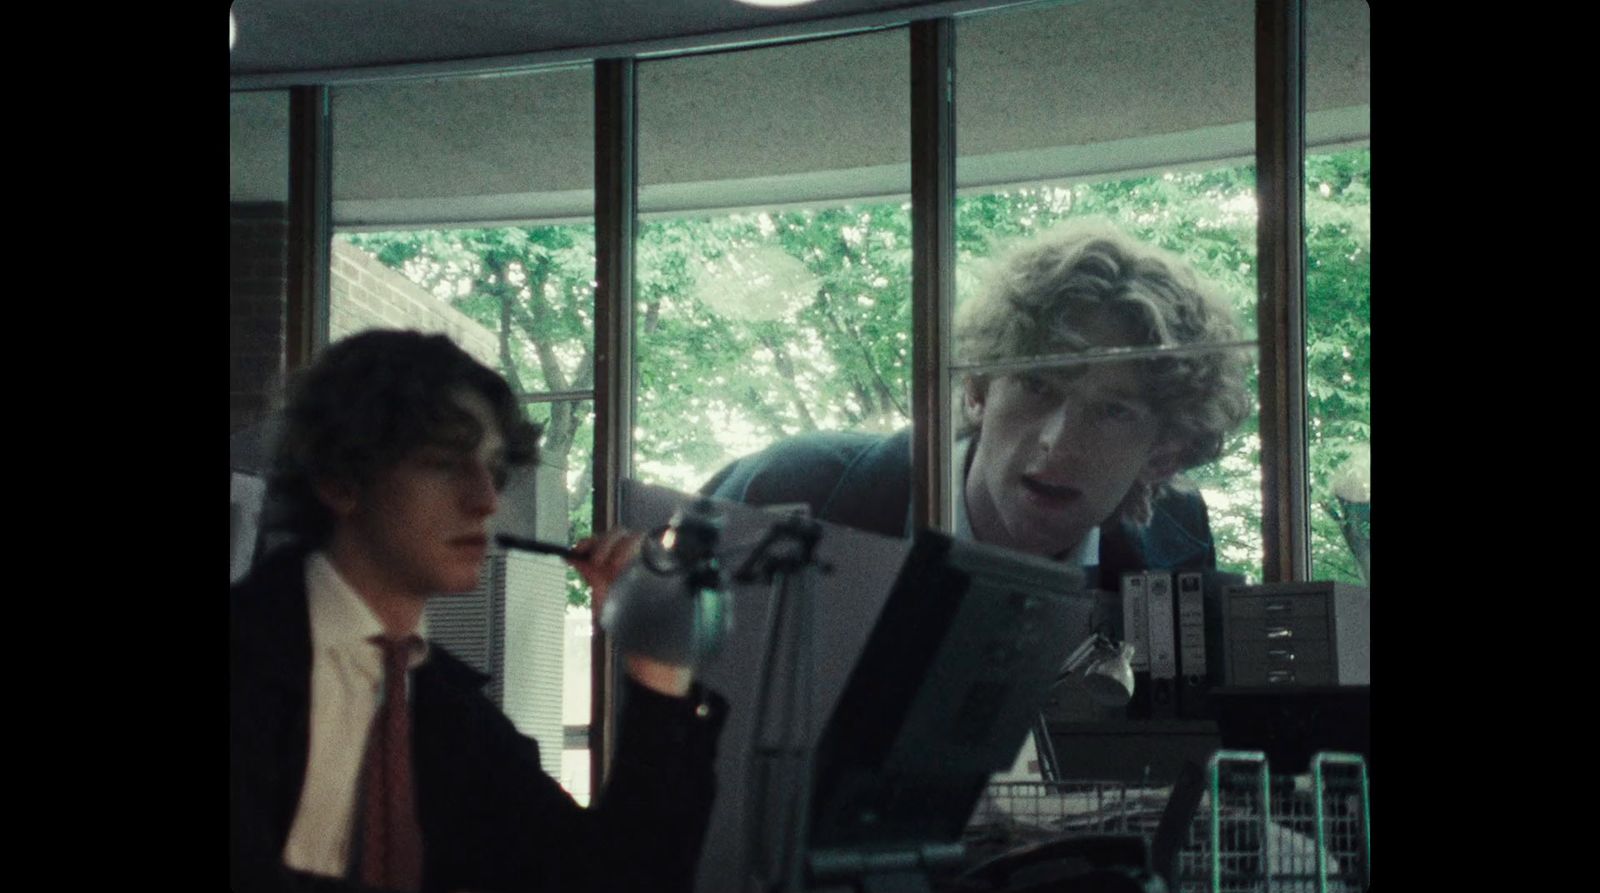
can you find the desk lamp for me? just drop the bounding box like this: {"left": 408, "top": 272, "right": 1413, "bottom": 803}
{"left": 1057, "top": 632, "right": 1136, "bottom": 706}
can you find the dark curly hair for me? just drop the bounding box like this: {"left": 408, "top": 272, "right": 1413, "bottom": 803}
{"left": 265, "top": 330, "right": 542, "bottom": 548}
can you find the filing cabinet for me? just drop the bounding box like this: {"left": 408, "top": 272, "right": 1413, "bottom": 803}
{"left": 1220, "top": 582, "right": 1369, "bottom": 687}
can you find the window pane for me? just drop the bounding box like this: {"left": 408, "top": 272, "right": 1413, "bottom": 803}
{"left": 635, "top": 30, "right": 912, "bottom": 496}
{"left": 332, "top": 226, "right": 597, "bottom": 395}
{"left": 1304, "top": 149, "right": 1370, "bottom": 586}
{"left": 521, "top": 399, "right": 597, "bottom": 572}
{"left": 327, "top": 68, "right": 600, "bottom": 799}
{"left": 1307, "top": 0, "right": 1371, "bottom": 585}
{"left": 324, "top": 228, "right": 599, "bottom": 788}
{"left": 955, "top": 0, "right": 1262, "bottom": 581}
{"left": 522, "top": 399, "right": 597, "bottom": 806}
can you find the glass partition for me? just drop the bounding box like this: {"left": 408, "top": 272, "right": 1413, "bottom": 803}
{"left": 1306, "top": 0, "right": 1371, "bottom": 585}
{"left": 327, "top": 67, "right": 599, "bottom": 800}
{"left": 955, "top": 0, "right": 1262, "bottom": 580}
{"left": 635, "top": 30, "right": 913, "bottom": 499}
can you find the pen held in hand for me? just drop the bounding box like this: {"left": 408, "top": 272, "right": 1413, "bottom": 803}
{"left": 494, "top": 533, "right": 592, "bottom": 561}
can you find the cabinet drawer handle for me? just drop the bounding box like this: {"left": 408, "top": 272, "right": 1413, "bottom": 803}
{"left": 1266, "top": 669, "right": 1296, "bottom": 684}
{"left": 1265, "top": 626, "right": 1294, "bottom": 639}
{"left": 1264, "top": 601, "right": 1293, "bottom": 613}
{"left": 1267, "top": 648, "right": 1295, "bottom": 661}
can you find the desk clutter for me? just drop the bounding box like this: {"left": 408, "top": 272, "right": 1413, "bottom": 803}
{"left": 1115, "top": 574, "right": 1370, "bottom": 721}
{"left": 1219, "top": 583, "right": 1369, "bottom": 689}
{"left": 968, "top": 574, "right": 1373, "bottom": 892}
{"left": 962, "top": 751, "right": 1370, "bottom": 893}
{"left": 616, "top": 481, "right": 1376, "bottom": 892}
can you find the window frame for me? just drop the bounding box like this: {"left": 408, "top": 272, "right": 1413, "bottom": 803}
{"left": 250, "top": 0, "right": 1344, "bottom": 786}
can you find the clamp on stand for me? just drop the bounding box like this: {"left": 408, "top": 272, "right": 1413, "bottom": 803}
{"left": 737, "top": 513, "right": 831, "bottom": 893}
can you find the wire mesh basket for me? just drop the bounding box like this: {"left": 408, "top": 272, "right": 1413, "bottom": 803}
{"left": 966, "top": 751, "right": 1370, "bottom": 892}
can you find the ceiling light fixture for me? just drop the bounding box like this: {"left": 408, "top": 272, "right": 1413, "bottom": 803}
{"left": 733, "top": 0, "right": 823, "bottom": 8}
{"left": 230, "top": 9, "right": 237, "bottom": 50}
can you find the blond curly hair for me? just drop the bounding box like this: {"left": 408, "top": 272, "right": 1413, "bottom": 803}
{"left": 954, "top": 219, "right": 1252, "bottom": 524}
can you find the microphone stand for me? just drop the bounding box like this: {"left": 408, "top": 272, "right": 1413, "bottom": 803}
{"left": 736, "top": 514, "right": 829, "bottom": 893}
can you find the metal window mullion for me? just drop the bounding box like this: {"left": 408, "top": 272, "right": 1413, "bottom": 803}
{"left": 910, "top": 18, "right": 956, "bottom": 533}
{"left": 517, "top": 388, "right": 598, "bottom": 405}
{"left": 286, "top": 86, "right": 332, "bottom": 371}
{"left": 1254, "top": 0, "right": 1309, "bottom": 583}
{"left": 591, "top": 57, "right": 637, "bottom": 792}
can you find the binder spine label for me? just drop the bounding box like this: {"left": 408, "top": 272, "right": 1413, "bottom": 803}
{"left": 1177, "top": 571, "right": 1206, "bottom": 681}
{"left": 1121, "top": 572, "right": 1150, "bottom": 671}
{"left": 1147, "top": 571, "right": 1176, "bottom": 679}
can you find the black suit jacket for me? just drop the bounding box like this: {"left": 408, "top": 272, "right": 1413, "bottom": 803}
{"left": 230, "top": 546, "right": 727, "bottom": 893}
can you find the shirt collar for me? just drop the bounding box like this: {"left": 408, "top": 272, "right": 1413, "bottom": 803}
{"left": 306, "top": 551, "right": 430, "bottom": 668}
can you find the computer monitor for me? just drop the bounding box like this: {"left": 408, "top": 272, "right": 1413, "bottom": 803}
{"left": 620, "top": 482, "right": 1099, "bottom": 892}
{"left": 805, "top": 529, "right": 1095, "bottom": 879}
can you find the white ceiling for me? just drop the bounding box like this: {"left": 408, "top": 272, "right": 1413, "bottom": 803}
{"left": 229, "top": 0, "right": 1371, "bottom": 226}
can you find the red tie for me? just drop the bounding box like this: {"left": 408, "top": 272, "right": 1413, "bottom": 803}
{"left": 359, "top": 635, "right": 425, "bottom": 892}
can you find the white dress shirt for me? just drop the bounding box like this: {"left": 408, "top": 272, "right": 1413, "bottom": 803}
{"left": 282, "top": 552, "right": 430, "bottom": 879}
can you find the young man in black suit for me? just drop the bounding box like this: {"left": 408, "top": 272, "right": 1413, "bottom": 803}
{"left": 231, "top": 330, "right": 725, "bottom": 893}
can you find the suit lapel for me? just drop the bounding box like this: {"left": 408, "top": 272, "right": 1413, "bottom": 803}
{"left": 231, "top": 547, "right": 316, "bottom": 850}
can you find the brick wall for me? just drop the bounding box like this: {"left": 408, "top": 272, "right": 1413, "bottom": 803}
{"left": 230, "top": 203, "right": 288, "bottom": 434}
{"left": 329, "top": 238, "right": 500, "bottom": 368}
{"left": 229, "top": 206, "right": 502, "bottom": 434}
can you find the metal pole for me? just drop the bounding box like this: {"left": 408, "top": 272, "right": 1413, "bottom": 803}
{"left": 909, "top": 18, "right": 956, "bottom": 533}
{"left": 1254, "top": 0, "right": 1309, "bottom": 583}
{"left": 592, "top": 57, "right": 638, "bottom": 793}
{"left": 286, "top": 86, "right": 332, "bottom": 371}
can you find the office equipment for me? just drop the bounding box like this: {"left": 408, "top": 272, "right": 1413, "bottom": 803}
{"left": 1145, "top": 571, "right": 1177, "bottom": 719}
{"left": 1193, "top": 751, "right": 1370, "bottom": 892}
{"left": 739, "top": 512, "right": 829, "bottom": 893}
{"left": 618, "top": 481, "right": 912, "bottom": 892}
{"left": 1055, "top": 633, "right": 1136, "bottom": 708}
{"left": 593, "top": 499, "right": 731, "bottom": 668}
{"left": 1120, "top": 571, "right": 1150, "bottom": 673}
{"left": 1029, "top": 632, "right": 1137, "bottom": 783}
{"left": 804, "top": 529, "right": 1093, "bottom": 891}
{"left": 1220, "top": 582, "right": 1369, "bottom": 687}
{"left": 971, "top": 750, "right": 1371, "bottom": 892}
{"left": 1175, "top": 571, "right": 1205, "bottom": 711}
{"left": 1210, "top": 581, "right": 1371, "bottom": 774}
{"left": 1175, "top": 570, "right": 1244, "bottom": 719}
{"left": 1035, "top": 571, "right": 1248, "bottom": 784}
{"left": 1120, "top": 572, "right": 1151, "bottom": 720}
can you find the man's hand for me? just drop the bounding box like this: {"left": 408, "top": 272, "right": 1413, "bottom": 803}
{"left": 568, "top": 528, "right": 643, "bottom": 610}
{"left": 622, "top": 654, "right": 693, "bottom": 698}
{"left": 569, "top": 529, "right": 695, "bottom": 698}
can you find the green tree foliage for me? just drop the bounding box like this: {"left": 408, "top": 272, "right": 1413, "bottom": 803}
{"left": 344, "top": 149, "right": 1370, "bottom": 602}
{"left": 1304, "top": 151, "right": 1372, "bottom": 583}
{"left": 634, "top": 206, "right": 916, "bottom": 482}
